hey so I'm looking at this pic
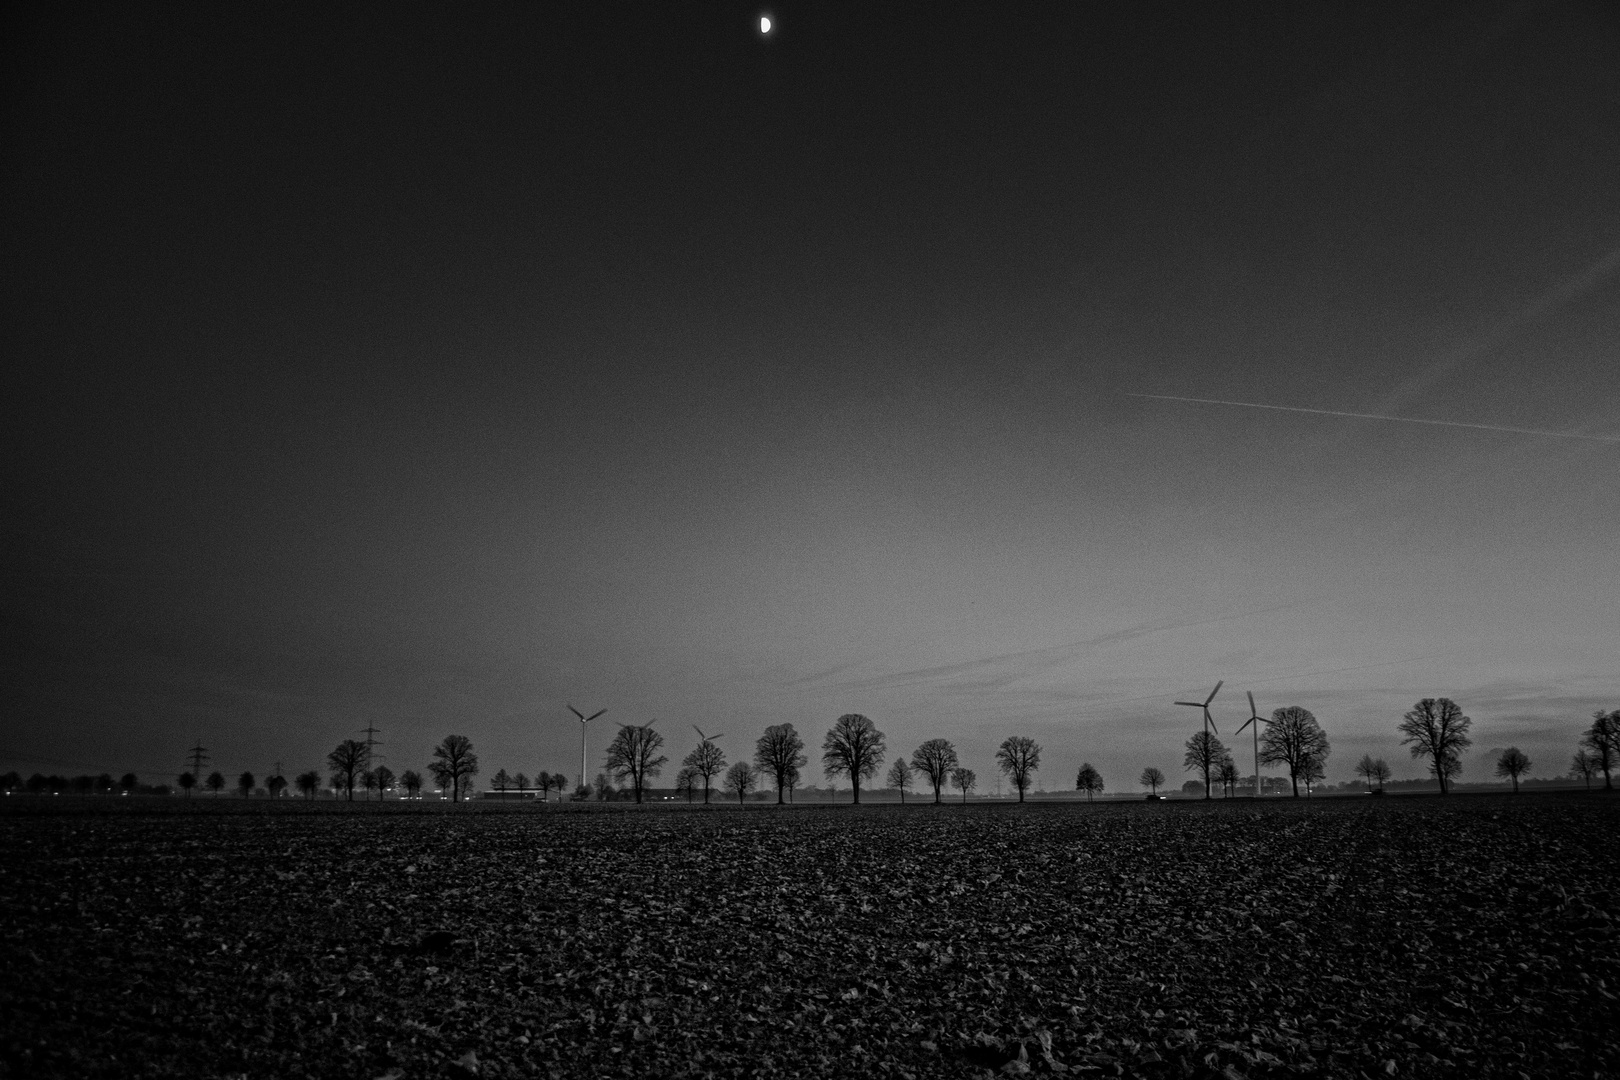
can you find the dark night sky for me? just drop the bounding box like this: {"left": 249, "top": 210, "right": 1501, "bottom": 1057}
{"left": 5, "top": 2, "right": 1618, "bottom": 790}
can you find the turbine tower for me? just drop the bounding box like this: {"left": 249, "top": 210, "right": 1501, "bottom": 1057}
{"left": 1175, "top": 679, "right": 1222, "bottom": 739}
{"left": 569, "top": 704, "right": 606, "bottom": 787}
{"left": 1236, "top": 691, "right": 1274, "bottom": 797}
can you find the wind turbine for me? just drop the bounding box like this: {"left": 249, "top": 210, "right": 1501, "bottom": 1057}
{"left": 692, "top": 724, "right": 725, "bottom": 745}
{"left": 1175, "top": 679, "right": 1222, "bottom": 738}
{"left": 569, "top": 704, "right": 606, "bottom": 787}
{"left": 1236, "top": 691, "right": 1274, "bottom": 798}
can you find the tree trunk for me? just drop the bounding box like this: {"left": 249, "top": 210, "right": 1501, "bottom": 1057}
{"left": 1290, "top": 770, "right": 1299, "bottom": 798}
{"left": 777, "top": 783, "right": 784, "bottom": 804}
{"left": 852, "top": 779, "right": 860, "bottom": 804}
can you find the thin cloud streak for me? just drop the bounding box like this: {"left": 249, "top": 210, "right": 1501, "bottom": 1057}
{"left": 1128, "top": 394, "right": 1620, "bottom": 443}
{"left": 791, "top": 601, "right": 1307, "bottom": 693}
{"left": 1375, "top": 244, "right": 1620, "bottom": 415}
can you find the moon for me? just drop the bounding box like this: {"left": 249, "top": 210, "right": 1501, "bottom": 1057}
{"left": 759, "top": 15, "right": 772, "bottom": 35}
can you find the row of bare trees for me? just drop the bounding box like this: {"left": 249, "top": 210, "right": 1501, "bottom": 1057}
{"left": 588, "top": 714, "right": 1045, "bottom": 805}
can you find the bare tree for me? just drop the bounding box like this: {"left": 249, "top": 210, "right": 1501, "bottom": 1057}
{"left": 822, "top": 714, "right": 886, "bottom": 804}
{"left": 1075, "top": 762, "right": 1104, "bottom": 803}
{"left": 266, "top": 774, "right": 287, "bottom": 798}
{"left": 237, "top": 771, "right": 255, "bottom": 798}
{"left": 910, "top": 739, "right": 959, "bottom": 804}
{"left": 206, "top": 771, "right": 226, "bottom": 797}
{"left": 605, "top": 723, "right": 667, "bottom": 803}
{"left": 536, "top": 772, "right": 554, "bottom": 801}
{"left": 1299, "top": 750, "right": 1326, "bottom": 795}
{"left": 1139, "top": 766, "right": 1165, "bottom": 797}
{"left": 1571, "top": 750, "right": 1599, "bottom": 790}
{"left": 512, "top": 771, "right": 529, "bottom": 797}
{"left": 1579, "top": 710, "right": 1617, "bottom": 791}
{"left": 327, "top": 739, "right": 369, "bottom": 802}
{"left": 1494, "top": 747, "right": 1531, "bottom": 793}
{"left": 295, "top": 770, "right": 320, "bottom": 798}
{"left": 360, "top": 769, "right": 379, "bottom": 800}
{"left": 551, "top": 773, "right": 568, "bottom": 800}
{"left": 675, "top": 765, "right": 699, "bottom": 802}
{"left": 723, "top": 761, "right": 756, "bottom": 805}
{"left": 1370, "top": 758, "right": 1391, "bottom": 792}
{"left": 373, "top": 765, "right": 395, "bottom": 799}
{"left": 995, "top": 736, "right": 1042, "bottom": 802}
{"left": 1261, "top": 706, "right": 1331, "bottom": 798}
{"left": 950, "top": 766, "right": 976, "bottom": 803}
{"left": 430, "top": 734, "right": 479, "bottom": 803}
{"left": 177, "top": 772, "right": 196, "bottom": 797}
{"left": 400, "top": 769, "right": 422, "bottom": 798}
{"left": 753, "top": 723, "right": 808, "bottom": 804}
{"left": 1354, "top": 753, "right": 1380, "bottom": 792}
{"left": 491, "top": 769, "right": 512, "bottom": 793}
{"left": 1183, "top": 731, "right": 1229, "bottom": 800}
{"left": 1216, "top": 756, "right": 1239, "bottom": 798}
{"left": 1398, "top": 698, "right": 1471, "bottom": 794}
{"left": 885, "top": 758, "right": 913, "bottom": 803}
{"left": 683, "top": 741, "right": 726, "bottom": 804}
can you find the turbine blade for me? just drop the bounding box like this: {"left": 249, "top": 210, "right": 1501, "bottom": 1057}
{"left": 1206, "top": 680, "right": 1223, "bottom": 705}
{"left": 1237, "top": 718, "right": 1254, "bottom": 733}
{"left": 1247, "top": 691, "right": 1256, "bottom": 715}
{"left": 1174, "top": 701, "right": 1202, "bottom": 707}
{"left": 586, "top": 709, "right": 607, "bottom": 723}
{"left": 568, "top": 704, "right": 584, "bottom": 720}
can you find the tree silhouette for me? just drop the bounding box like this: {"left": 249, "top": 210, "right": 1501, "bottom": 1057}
{"left": 822, "top": 714, "right": 886, "bottom": 804}
{"left": 295, "top": 770, "right": 320, "bottom": 798}
{"left": 1579, "top": 710, "right": 1617, "bottom": 791}
{"left": 266, "top": 774, "right": 288, "bottom": 798}
{"left": 1571, "top": 750, "right": 1599, "bottom": 790}
{"left": 1398, "top": 698, "right": 1471, "bottom": 795}
{"left": 675, "top": 765, "right": 699, "bottom": 802}
{"left": 723, "top": 761, "right": 756, "bottom": 805}
{"left": 1182, "top": 731, "right": 1228, "bottom": 800}
{"left": 119, "top": 773, "right": 139, "bottom": 794}
{"left": 1139, "top": 767, "right": 1165, "bottom": 797}
{"left": 373, "top": 765, "right": 395, "bottom": 799}
{"left": 605, "top": 723, "right": 667, "bottom": 803}
{"left": 1075, "top": 762, "right": 1104, "bottom": 803}
{"left": 360, "top": 769, "right": 380, "bottom": 800}
{"left": 551, "top": 773, "right": 568, "bottom": 799}
{"left": 327, "top": 739, "right": 369, "bottom": 802}
{"left": 995, "top": 736, "right": 1042, "bottom": 802}
{"left": 1216, "top": 756, "right": 1239, "bottom": 798}
{"left": 754, "top": 724, "right": 808, "bottom": 804}
{"left": 399, "top": 769, "right": 422, "bottom": 798}
{"left": 430, "top": 735, "right": 479, "bottom": 803}
{"left": 536, "top": 772, "right": 554, "bottom": 801}
{"left": 205, "top": 771, "right": 225, "bottom": 796}
{"left": 237, "top": 771, "right": 254, "bottom": 798}
{"left": 1494, "top": 747, "right": 1531, "bottom": 793}
{"left": 513, "top": 772, "right": 529, "bottom": 797}
{"left": 950, "top": 766, "right": 976, "bottom": 803}
{"left": 886, "top": 759, "right": 912, "bottom": 803}
{"left": 1354, "top": 754, "right": 1380, "bottom": 792}
{"left": 1370, "top": 758, "right": 1391, "bottom": 792}
{"left": 682, "top": 741, "right": 726, "bottom": 804}
{"left": 491, "top": 769, "right": 512, "bottom": 793}
{"left": 911, "top": 739, "right": 959, "bottom": 804}
{"left": 1299, "top": 750, "right": 1326, "bottom": 795}
{"left": 177, "top": 772, "right": 196, "bottom": 797}
{"left": 1261, "top": 706, "right": 1331, "bottom": 798}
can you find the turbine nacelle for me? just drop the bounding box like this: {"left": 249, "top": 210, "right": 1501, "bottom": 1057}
{"left": 1175, "top": 679, "right": 1222, "bottom": 735}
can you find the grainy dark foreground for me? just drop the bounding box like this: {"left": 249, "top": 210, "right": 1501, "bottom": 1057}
{"left": 3, "top": 797, "right": 1616, "bottom": 1079}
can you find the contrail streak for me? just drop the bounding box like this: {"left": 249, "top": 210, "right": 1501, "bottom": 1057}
{"left": 1127, "top": 393, "right": 1620, "bottom": 444}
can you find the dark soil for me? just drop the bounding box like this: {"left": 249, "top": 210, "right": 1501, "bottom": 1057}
{"left": 3, "top": 794, "right": 1617, "bottom": 1078}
